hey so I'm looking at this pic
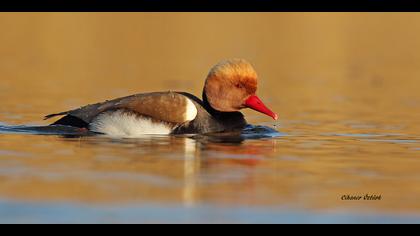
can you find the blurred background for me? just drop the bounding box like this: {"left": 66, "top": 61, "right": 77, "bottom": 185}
{"left": 0, "top": 13, "right": 420, "bottom": 223}
{"left": 0, "top": 13, "right": 419, "bottom": 124}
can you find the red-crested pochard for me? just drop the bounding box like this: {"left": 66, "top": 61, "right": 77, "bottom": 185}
{"left": 45, "top": 59, "right": 278, "bottom": 137}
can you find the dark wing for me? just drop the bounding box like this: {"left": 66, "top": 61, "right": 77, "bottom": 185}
{"left": 45, "top": 91, "right": 198, "bottom": 127}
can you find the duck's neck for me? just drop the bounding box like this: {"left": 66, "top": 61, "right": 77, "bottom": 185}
{"left": 202, "top": 91, "right": 218, "bottom": 115}
{"left": 202, "top": 91, "right": 242, "bottom": 118}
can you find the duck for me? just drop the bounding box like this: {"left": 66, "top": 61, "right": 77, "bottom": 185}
{"left": 44, "top": 59, "right": 278, "bottom": 138}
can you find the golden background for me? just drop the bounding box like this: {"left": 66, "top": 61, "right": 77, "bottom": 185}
{"left": 0, "top": 13, "right": 420, "bottom": 221}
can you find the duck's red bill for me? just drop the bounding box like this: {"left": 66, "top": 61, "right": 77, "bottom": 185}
{"left": 244, "top": 95, "right": 278, "bottom": 120}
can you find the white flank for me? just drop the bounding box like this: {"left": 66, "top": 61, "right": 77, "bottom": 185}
{"left": 90, "top": 110, "right": 172, "bottom": 138}
{"left": 184, "top": 98, "right": 198, "bottom": 121}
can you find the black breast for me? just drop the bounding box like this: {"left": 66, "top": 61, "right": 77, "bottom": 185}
{"left": 172, "top": 92, "right": 248, "bottom": 134}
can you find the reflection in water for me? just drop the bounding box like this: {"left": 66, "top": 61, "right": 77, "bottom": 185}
{"left": 183, "top": 138, "right": 199, "bottom": 207}
{"left": 0, "top": 123, "right": 282, "bottom": 207}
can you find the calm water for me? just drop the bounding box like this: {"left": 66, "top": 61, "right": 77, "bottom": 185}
{"left": 1, "top": 13, "right": 420, "bottom": 223}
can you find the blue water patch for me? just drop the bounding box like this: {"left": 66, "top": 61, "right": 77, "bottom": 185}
{"left": 0, "top": 200, "right": 419, "bottom": 224}
{"left": 241, "top": 124, "right": 285, "bottom": 139}
{"left": 0, "top": 124, "right": 14, "bottom": 134}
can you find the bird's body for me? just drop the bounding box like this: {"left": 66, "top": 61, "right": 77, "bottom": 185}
{"left": 47, "top": 92, "right": 247, "bottom": 137}
{"left": 45, "top": 59, "right": 277, "bottom": 137}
